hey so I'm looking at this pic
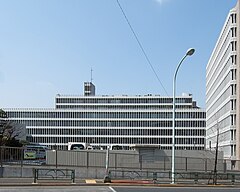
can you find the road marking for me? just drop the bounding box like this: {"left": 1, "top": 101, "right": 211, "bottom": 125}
{"left": 109, "top": 187, "right": 117, "bottom": 192}
{"left": 85, "top": 179, "right": 96, "bottom": 183}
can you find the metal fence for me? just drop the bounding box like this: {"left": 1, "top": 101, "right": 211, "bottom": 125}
{"left": 0, "top": 146, "right": 239, "bottom": 173}
{"left": 108, "top": 170, "right": 240, "bottom": 185}
{"left": 0, "top": 146, "right": 46, "bottom": 167}
{"left": 33, "top": 168, "right": 75, "bottom": 184}
{"left": 47, "top": 150, "right": 228, "bottom": 172}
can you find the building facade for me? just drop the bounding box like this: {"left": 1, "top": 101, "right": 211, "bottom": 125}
{"left": 206, "top": 1, "right": 239, "bottom": 169}
{"left": 4, "top": 83, "right": 205, "bottom": 150}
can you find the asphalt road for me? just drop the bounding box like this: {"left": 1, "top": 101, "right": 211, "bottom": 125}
{"left": 113, "top": 186, "right": 240, "bottom": 192}
{"left": 0, "top": 186, "right": 111, "bottom": 192}
{"left": 0, "top": 186, "right": 240, "bottom": 192}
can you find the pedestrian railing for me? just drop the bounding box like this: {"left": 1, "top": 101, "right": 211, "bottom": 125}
{"left": 108, "top": 170, "right": 240, "bottom": 185}
{"left": 33, "top": 168, "right": 75, "bottom": 184}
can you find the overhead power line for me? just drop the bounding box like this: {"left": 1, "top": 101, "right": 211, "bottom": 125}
{"left": 116, "top": 0, "right": 169, "bottom": 96}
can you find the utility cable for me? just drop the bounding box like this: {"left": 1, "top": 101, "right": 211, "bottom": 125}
{"left": 116, "top": 0, "right": 169, "bottom": 96}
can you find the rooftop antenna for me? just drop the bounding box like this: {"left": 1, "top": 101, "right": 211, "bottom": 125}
{"left": 91, "top": 68, "right": 93, "bottom": 83}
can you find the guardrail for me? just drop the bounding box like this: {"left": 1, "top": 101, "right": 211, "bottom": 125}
{"left": 108, "top": 170, "right": 240, "bottom": 185}
{"left": 174, "top": 171, "right": 240, "bottom": 184}
{"left": 33, "top": 168, "right": 75, "bottom": 184}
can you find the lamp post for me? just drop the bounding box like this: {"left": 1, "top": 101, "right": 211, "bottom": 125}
{"left": 171, "top": 48, "right": 195, "bottom": 184}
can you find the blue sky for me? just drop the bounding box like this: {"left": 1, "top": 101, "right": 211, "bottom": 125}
{"left": 0, "top": 0, "right": 237, "bottom": 108}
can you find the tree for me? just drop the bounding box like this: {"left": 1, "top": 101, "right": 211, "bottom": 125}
{"left": 213, "top": 123, "right": 220, "bottom": 185}
{"left": 0, "top": 109, "right": 25, "bottom": 147}
{"left": 0, "top": 109, "right": 8, "bottom": 142}
{"left": 208, "top": 115, "right": 224, "bottom": 185}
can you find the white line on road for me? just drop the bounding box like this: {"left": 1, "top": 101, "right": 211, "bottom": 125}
{"left": 109, "top": 187, "right": 117, "bottom": 192}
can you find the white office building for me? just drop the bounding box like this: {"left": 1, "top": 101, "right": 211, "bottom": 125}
{"left": 4, "top": 82, "right": 205, "bottom": 150}
{"left": 206, "top": 0, "right": 239, "bottom": 169}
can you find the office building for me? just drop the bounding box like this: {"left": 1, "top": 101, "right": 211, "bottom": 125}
{"left": 4, "top": 82, "right": 205, "bottom": 150}
{"left": 206, "top": 0, "right": 239, "bottom": 169}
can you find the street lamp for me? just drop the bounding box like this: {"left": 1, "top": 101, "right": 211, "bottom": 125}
{"left": 171, "top": 48, "right": 195, "bottom": 184}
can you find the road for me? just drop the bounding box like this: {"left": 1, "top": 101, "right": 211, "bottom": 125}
{"left": 113, "top": 186, "right": 240, "bottom": 192}
{"left": 0, "top": 186, "right": 240, "bottom": 192}
{"left": 0, "top": 186, "right": 111, "bottom": 192}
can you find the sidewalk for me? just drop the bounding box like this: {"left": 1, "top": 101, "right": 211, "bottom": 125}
{"left": 0, "top": 178, "right": 103, "bottom": 186}
{"left": 0, "top": 178, "right": 239, "bottom": 188}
